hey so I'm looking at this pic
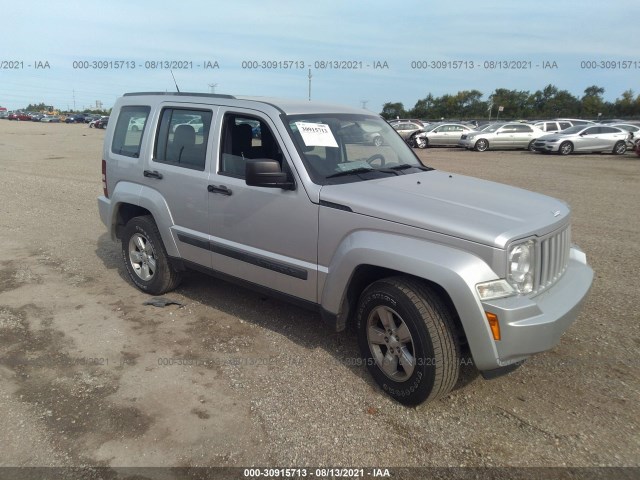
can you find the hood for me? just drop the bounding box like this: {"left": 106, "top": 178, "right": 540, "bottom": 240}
{"left": 319, "top": 170, "right": 569, "bottom": 248}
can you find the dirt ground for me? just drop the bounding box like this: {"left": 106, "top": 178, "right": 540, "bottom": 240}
{"left": 0, "top": 120, "right": 638, "bottom": 471}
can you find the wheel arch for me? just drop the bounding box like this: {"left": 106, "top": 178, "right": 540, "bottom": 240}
{"left": 319, "top": 232, "right": 501, "bottom": 369}
{"left": 341, "top": 265, "right": 464, "bottom": 342}
{"left": 109, "top": 181, "right": 179, "bottom": 257}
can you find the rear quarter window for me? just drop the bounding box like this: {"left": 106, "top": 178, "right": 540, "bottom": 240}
{"left": 111, "top": 106, "right": 151, "bottom": 158}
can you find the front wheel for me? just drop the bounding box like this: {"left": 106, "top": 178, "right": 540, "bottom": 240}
{"left": 474, "top": 139, "right": 489, "bottom": 152}
{"left": 416, "top": 137, "right": 428, "bottom": 149}
{"left": 373, "top": 135, "right": 383, "bottom": 147}
{"left": 356, "top": 277, "right": 461, "bottom": 405}
{"left": 613, "top": 141, "right": 626, "bottom": 155}
{"left": 121, "top": 215, "right": 182, "bottom": 295}
{"left": 559, "top": 141, "right": 573, "bottom": 155}
{"left": 527, "top": 140, "right": 536, "bottom": 151}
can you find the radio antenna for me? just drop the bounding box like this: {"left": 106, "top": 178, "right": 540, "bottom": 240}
{"left": 170, "top": 70, "right": 180, "bottom": 92}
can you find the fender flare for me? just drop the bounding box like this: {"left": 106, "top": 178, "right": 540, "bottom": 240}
{"left": 109, "top": 181, "right": 180, "bottom": 257}
{"left": 320, "top": 231, "right": 502, "bottom": 369}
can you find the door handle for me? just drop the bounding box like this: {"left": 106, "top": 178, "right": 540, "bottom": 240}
{"left": 208, "top": 184, "right": 232, "bottom": 196}
{"left": 143, "top": 170, "right": 163, "bottom": 179}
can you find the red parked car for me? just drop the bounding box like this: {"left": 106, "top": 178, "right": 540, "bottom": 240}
{"left": 8, "top": 112, "right": 32, "bottom": 121}
{"left": 94, "top": 117, "right": 109, "bottom": 129}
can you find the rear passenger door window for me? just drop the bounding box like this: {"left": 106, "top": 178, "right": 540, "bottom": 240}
{"left": 111, "top": 106, "right": 150, "bottom": 158}
{"left": 154, "top": 108, "right": 212, "bottom": 170}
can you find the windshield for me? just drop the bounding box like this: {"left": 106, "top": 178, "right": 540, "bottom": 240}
{"left": 285, "top": 114, "right": 428, "bottom": 184}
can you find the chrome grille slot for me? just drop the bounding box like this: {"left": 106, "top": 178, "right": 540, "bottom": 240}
{"left": 536, "top": 225, "right": 570, "bottom": 293}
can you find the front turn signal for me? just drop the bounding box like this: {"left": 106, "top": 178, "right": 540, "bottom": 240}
{"left": 485, "top": 312, "right": 501, "bottom": 341}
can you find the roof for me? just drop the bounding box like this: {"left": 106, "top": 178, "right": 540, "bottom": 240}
{"left": 121, "top": 92, "right": 371, "bottom": 116}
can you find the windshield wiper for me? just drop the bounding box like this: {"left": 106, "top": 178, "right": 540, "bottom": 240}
{"left": 389, "top": 163, "right": 432, "bottom": 171}
{"left": 326, "top": 167, "right": 377, "bottom": 178}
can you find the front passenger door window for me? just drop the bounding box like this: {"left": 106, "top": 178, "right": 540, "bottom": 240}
{"left": 219, "top": 114, "right": 283, "bottom": 178}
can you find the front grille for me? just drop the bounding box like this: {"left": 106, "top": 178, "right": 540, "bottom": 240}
{"left": 535, "top": 225, "right": 571, "bottom": 293}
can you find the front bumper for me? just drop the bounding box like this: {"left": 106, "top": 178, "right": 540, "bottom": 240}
{"left": 479, "top": 246, "right": 593, "bottom": 369}
{"left": 533, "top": 142, "right": 560, "bottom": 153}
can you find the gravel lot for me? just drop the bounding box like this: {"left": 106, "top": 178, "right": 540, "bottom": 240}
{"left": 0, "top": 121, "right": 638, "bottom": 471}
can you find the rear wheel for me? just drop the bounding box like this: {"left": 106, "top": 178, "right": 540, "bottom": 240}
{"left": 613, "top": 141, "right": 626, "bottom": 155}
{"left": 474, "top": 139, "right": 489, "bottom": 152}
{"left": 559, "top": 141, "right": 573, "bottom": 155}
{"left": 356, "top": 277, "right": 461, "bottom": 405}
{"left": 121, "top": 215, "right": 182, "bottom": 295}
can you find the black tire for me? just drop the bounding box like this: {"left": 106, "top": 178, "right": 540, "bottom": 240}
{"left": 613, "top": 141, "right": 626, "bottom": 155}
{"left": 474, "top": 139, "right": 489, "bottom": 152}
{"left": 356, "top": 277, "right": 460, "bottom": 405}
{"left": 417, "top": 137, "right": 428, "bottom": 149}
{"left": 527, "top": 140, "right": 536, "bottom": 151}
{"left": 121, "top": 215, "right": 182, "bottom": 295}
{"left": 559, "top": 141, "right": 573, "bottom": 155}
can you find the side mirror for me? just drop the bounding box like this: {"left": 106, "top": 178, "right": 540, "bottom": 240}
{"left": 245, "top": 159, "right": 294, "bottom": 190}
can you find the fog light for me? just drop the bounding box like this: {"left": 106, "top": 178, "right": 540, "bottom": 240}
{"left": 485, "top": 312, "right": 501, "bottom": 341}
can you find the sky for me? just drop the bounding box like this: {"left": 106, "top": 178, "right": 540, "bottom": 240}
{"left": 1, "top": 0, "right": 639, "bottom": 114}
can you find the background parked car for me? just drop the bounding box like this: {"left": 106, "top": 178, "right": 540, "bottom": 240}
{"left": 532, "top": 125, "right": 629, "bottom": 155}
{"left": 391, "top": 121, "right": 425, "bottom": 140}
{"left": 89, "top": 116, "right": 108, "bottom": 128}
{"left": 65, "top": 114, "right": 87, "bottom": 124}
{"left": 611, "top": 123, "right": 640, "bottom": 149}
{"left": 40, "top": 115, "right": 61, "bottom": 123}
{"left": 94, "top": 117, "right": 109, "bottom": 129}
{"left": 410, "top": 122, "right": 474, "bottom": 148}
{"left": 9, "top": 112, "right": 32, "bottom": 121}
{"left": 532, "top": 120, "right": 574, "bottom": 133}
{"left": 458, "top": 123, "right": 544, "bottom": 151}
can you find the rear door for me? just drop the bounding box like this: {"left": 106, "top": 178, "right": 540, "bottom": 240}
{"left": 493, "top": 124, "right": 515, "bottom": 148}
{"left": 598, "top": 126, "right": 625, "bottom": 150}
{"left": 512, "top": 124, "right": 537, "bottom": 148}
{"left": 144, "top": 104, "right": 216, "bottom": 267}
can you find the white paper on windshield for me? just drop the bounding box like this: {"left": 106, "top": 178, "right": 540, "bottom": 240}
{"left": 295, "top": 122, "right": 338, "bottom": 147}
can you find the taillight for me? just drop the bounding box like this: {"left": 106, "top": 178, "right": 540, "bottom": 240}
{"left": 102, "top": 159, "right": 108, "bottom": 198}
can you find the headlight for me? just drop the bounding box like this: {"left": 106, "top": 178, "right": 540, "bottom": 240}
{"left": 507, "top": 240, "right": 535, "bottom": 294}
{"left": 547, "top": 139, "right": 559, "bottom": 143}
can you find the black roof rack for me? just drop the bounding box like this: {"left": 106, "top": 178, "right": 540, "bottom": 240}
{"left": 123, "top": 92, "right": 236, "bottom": 99}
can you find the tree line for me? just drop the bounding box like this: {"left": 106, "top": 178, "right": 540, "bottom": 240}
{"left": 381, "top": 85, "right": 640, "bottom": 121}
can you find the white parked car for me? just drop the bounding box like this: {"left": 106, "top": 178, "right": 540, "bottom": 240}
{"left": 458, "top": 123, "right": 544, "bottom": 152}
{"left": 532, "top": 125, "right": 630, "bottom": 155}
